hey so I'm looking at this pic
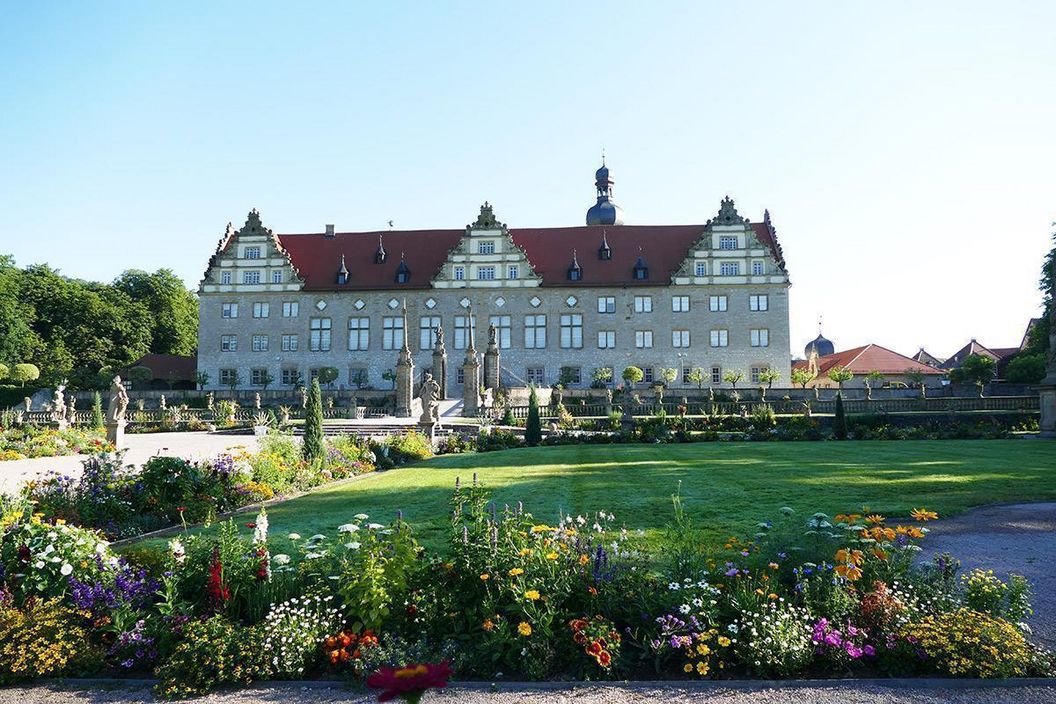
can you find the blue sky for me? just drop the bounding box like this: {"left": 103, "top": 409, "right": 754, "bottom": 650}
{"left": 1, "top": 1, "right": 1053, "bottom": 359}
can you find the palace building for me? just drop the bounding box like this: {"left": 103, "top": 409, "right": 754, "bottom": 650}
{"left": 196, "top": 163, "right": 792, "bottom": 394}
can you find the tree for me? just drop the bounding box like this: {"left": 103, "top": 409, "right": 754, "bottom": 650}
{"left": 591, "top": 366, "right": 613, "bottom": 388}
{"left": 864, "top": 370, "right": 884, "bottom": 391}
{"left": 833, "top": 392, "right": 847, "bottom": 440}
{"left": 1023, "top": 225, "right": 1055, "bottom": 356}
{"left": 658, "top": 367, "right": 678, "bottom": 387}
{"left": 225, "top": 369, "right": 243, "bottom": 392}
{"left": 258, "top": 369, "right": 275, "bottom": 392}
{"left": 127, "top": 365, "right": 153, "bottom": 388}
{"left": 686, "top": 367, "right": 706, "bottom": 390}
{"left": 903, "top": 369, "right": 927, "bottom": 390}
{"left": 112, "top": 269, "right": 199, "bottom": 356}
{"left": 91, "top": 392, "right": 104, "bottom": 429}
{"left": 0, "top": 362, "right": 8, "bottom": 382}
{"left": 1005, "top": 353, "right": 1046, "bottom": 384}
{"left": 827, "top": 366, "right": 854, "bottom": 389}
{"left": 10, "top": 363, "right": 40, "bottom": 387}
{"left": 791, "top": 367, "right": 816, "bottom": 389}
{"left": 622, "top": 366, "right": 644, "bottom": 389}
{"left": 302, "top": 379, "right": 325, "bottom": 463}
{"left": 317, "top": 367, "right": 339, "bottom": 389}
{"left": 949, "top": 354, "right": 997, "bottom": 387}
{"left": 758, "top": 369, "right": 781, "bottom": 389}
{"left": 525, "top": 384, "right": 542, "bottom": 446}
{"left": 722, "top": 369, "right": 745, "bottom": 389}
{"left": 194, "top": 371, "right": 210, "bottom": 390}
{"left": 558, "top": 366, "right": 579, "bottom": 387}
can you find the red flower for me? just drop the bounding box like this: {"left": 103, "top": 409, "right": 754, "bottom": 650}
{"left": 206, "top": 548, "right": 230, "bottom": 607}
{"left": 586, "top": 640, "right": 602, "bottom": 656}
{"left": 367, "top": 661, "right": 452, "bottom": 703}
{"left": 246, "top": 522, "right": 256, "bottom": 528}
{"left": 176, "top": 506, "right": 186, "bottom": 513}
{"left": 596, "top": 650, "right": 612, "bottom": 667}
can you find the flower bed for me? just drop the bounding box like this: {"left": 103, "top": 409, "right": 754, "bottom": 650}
{"left": 0, "top": 425, "right": 113, "bottom": 461}
{"left": 0, "top": 482, "right": 1051, "bottom": 695}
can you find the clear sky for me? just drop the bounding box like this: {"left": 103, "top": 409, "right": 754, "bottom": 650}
{"left": 1, "top": 1, "right": 1053, "bottom": 360}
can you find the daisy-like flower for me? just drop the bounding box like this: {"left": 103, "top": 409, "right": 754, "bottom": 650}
{"left": 338, "top": 524, "right": 360, "bottom": 533}
{"left": 911, "top": 508, "right": 938, "bottom": 522}
{"left": 524, "top": 589, "right": 541, "bottom": 601}
{"left": 518, "top": 622, "right": 532, "bottom": 636}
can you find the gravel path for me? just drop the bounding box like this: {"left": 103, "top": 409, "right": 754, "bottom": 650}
{"left": 919, "top": 502, "right": 1056, "bottom": 647}
{"left": 2, "top": 682, "right": 1055, "bottom": 704}
{"left": 0, "top": 432, "right": 261, "bottom": 494}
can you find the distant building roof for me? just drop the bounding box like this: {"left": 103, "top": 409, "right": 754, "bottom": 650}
{"left": 944, "top": 340, "right": 1019, "bottom": 368}
{"left": 127, "top": 354, "right": 197, "bottom": 382}
{"left": 792, "top": 344, "right": 946, "bottom": 377}
{"left": 912, "top": 348, "right": 945, "bottom": 368}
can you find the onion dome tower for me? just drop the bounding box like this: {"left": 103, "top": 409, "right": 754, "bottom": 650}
{"left": 585, "top": 157, "right": 625, "bottom": 226}
{"left": 804, "top": 318, "right": 835, "bottom": 358}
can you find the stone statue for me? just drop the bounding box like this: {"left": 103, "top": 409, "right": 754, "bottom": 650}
{"left": 135, "top": 398, "right": 145, "bottom": 412}
{"left": 51, "top": 382, "right": 67, "bottom": 422}
{"left": 488, "top": 324, "right": 497, "bottom": 347}
{"left": 435, "top": 325, "right": 445, "bottom": 348}
{"left": 106, "top": 376, "right": 129, "bottom": 424}
{"left": 254, "top": 392, "right": 261, "bottom": 409}
{"left": 66, "top": 396, "right": 76, "bottom": 422}
{"left": 206, "top": 391, "right": 214, "bottom": 410}
{"left": 419, "top": 372, "right": 441, "bottom": 423}
{"left": 159, "top": 394, "right": 167, "bottom": 410}
{"left": 605, "top": 388, "right": 613, "bottom": 404}
{"left": 552, "top": 385, "right": 563, "bottom": 408}
{"left": 23, "top": 397, "right": 31, "bottom": 412}
{"left": 300, "top": 386, "right": 308, "bottom": 409}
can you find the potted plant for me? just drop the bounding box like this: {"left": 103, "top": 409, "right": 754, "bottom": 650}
{"left": 252, "top": 411, "right": 271, "bottom": 436}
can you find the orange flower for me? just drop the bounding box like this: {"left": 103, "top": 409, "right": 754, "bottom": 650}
{"left": 872, "top": 548, "right": 888, "bottom": 560}
{"left": 482, "top": 618, "right": 494, "bottom": 632}
{"left": 597, "top": 650, "right": 612, "bottom": 667}
{"left": 911, "top": 508, "right": 938, "bottom": 522}
{"left": 587, "top": 586, "right": 598, "bottom": 596}
{"left": 905, "top": 526, "right": 925, "bottom": 539}
{"left": 768, "top": 562, "right": 779, "bottom": 570}
{"left": 578, "top": 554, "right": 590, "bottom": 566}
{"left": 518, "top": 621, "right": 532, "bottom": 637}
{"left": 866, "top": 514, "right": 885, "bottom": 524}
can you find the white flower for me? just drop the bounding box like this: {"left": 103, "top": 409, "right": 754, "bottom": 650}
{"left": 337, "top": 524, "right": 359, "bottom": 533}
{"left": 34, "top": 561, "right": 45, "bottom": 569}
{"left": 366, "top": 522, "right": 385, "bottom": 530}
{"left": 60, "top": 563, "right": 73, "bottom": 576}
{"left": 576, "top": 515, "right": 586, "bottom": 525}
{"left": 272, "top": 554, "right": 291, "bottom": 565}
{"left": 253, "top": 508, "right": 269, "bottom": 544}
{"left": 344, "top": 542, "right": 362, "bottom": 550}
{"left": 288, "top": 533, "right": 302, "bottom": 540}
{"left": 354, "top": 513, "right": 369, "bottom": 520}
{"left": 679, "top": 604, "right": 691, "bottom": 614}
{"left": 305, "top": 551, "right": 324, "bottom": 559}
{"left": 668, "top": 582, "right": 680, "bottom": 590}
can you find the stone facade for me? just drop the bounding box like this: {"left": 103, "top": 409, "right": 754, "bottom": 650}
{"left": 197, "top": 190, "right": 792, "bottom": 396}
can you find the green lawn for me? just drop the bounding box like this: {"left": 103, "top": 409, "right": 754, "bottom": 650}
{"left": 134, "top": 440, "right": 1056, "bottom": 555}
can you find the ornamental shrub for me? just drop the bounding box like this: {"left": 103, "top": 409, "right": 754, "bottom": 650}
{"left": 833, "top": 392, "right": 847, "bottom": 440}
{"left": 91, "top": 391, "right": 104, "bottom": 429}
{"left": 901, "top": 608, "right": 1039, "bottom": 678}
{"left": 732, "top": 600, "right": 814, "bottom": 677}
{"left": 386, "top": 430, "right": 433, "bottom": 464}
{"left": 525, "top": 385, "right": 541, "bottom": 446}
{"left": 0, "top": 599, "right": 104, "bottom": 682}
{"left": 302, "top": 379, "right": 325, "bottom": 463}
{"left": 259, "top": 594, "right": 342, "bottom": 678}
{"left": 962, "top": 568, "right": 1033, "bottom": 624}
{"left": 154, "top": 616, "right": 268, "bottom": 698}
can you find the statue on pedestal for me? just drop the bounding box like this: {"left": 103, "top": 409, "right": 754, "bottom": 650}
{"left": 254, "top": 392, "right": 261, "bottom": 410}
{"left": 51, "top": 382, "right": 68, "bottom": 428}
{"left": 419, "top": 372, "right": 441, "bottom": 424}
{"left": 105, "top": 376, "right": 129, "bottom": 447}
{"left": 23, "top": 397, "right": 31, "bottom": 413}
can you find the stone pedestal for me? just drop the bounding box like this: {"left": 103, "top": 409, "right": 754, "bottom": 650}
{"left": 1039, "top": 386, "right": 1056, "bottom": 438}
{"left": 432, "top": 344, "right": 448, "bottom": 400}
{"left": 462, "top": 355, "right": 481, "bottom": 417}
{"left": 394, "top": 302, "right": 414, "bottom": 418}
{"left": 105, "top": 420, "right": 126, "bottom": 448}
{"left": 484, "top": 325, "right": 500, "bottom": 390}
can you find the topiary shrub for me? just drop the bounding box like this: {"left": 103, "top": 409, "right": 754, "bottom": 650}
{"left": 302, "top": 379, "right": 325, "bottom": 464}
{"left": 833, "top": 392, "right": 847, "bottom": 440}
{"left": 525, "top": 384, "right": 541, "bottom": 446}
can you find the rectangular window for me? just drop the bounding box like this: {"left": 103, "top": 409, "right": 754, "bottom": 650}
{"left": 642, "top": 367, "right": 654, "bottom": 384}
{"left": 252, "top": 334, "right": 269, "bottom": 352}
{"left": 477, "top": 266, "right": 495, "bottom": 281}
{"left": 633, "top": 296, "right": 652, "bottom": 313}
{"left": 711, "top": 366, "right": 722, "bottom": 384}
{"left": 751, "top": 366, "right": 770, "bottom": 384}
{"left": 507, "top": 265, "right": 518, "bottom": 279}
{"left": 720, "top": 262, "right": 740, "bottom": 276}
{"left": 221, "top": 302, "right": 239, "bottom": 319}
{"left": 382, "top": 316, "right": 404, "bottom": 350}
{"left": 250, "top": 368, "right": 269, "bottom": 386}
{"left": 454, "top": 315, "right": 476, "bottom": 350}
{"left": 348, "top": 367, "right": 368, "bottom": 388}
{"left": 454, "top": 266, "right": 465, "bottom": 281}
{"left": 477, "top": 240, "right": 495, "bottom": 254}
{"left": 597, "top": 296, "right": 615, "bottom": 314}
{"left": 252, "top": 302, "right": 269, "bottom": 318}
{"left": 635, "top": 330, "right": 653, "bottom": 348}
{"left": 524, "top": 315, "right": 546, "bottom": 349}
{"left": 489, "top": 315, "right": 511, "bottom": 349}
{"left": 682, "top": 367, "right": 692, "bottom": 384}
{"left": 281, "top": 334, "right": 298, "bottom": 352}
{"left": 282, "top": 301, "right": 299, "bottom": 317}
{"left": 710, "top": 329, "right": 729, "bottom": 347}
{"left": 719, "top": 236, "right": 738, "bottom": 250}
{"left": 347, "top": 317, "right": 369, "bottom": 351}
{"left": 563, "top": 367, "right": 582, "bottom": 385}
{"left": 280, "top": 368, "right": 299, "bottom": 386}
{"left": 271, "top": 270, "right": 283, "bottom": 284}
{"left": 694, "top": 261, "right": 706, "bottom": 277}
{"left": 672, "top": 330, "right": 690, "bottom": 348}
{"left": 220, "top": 335, "right": 237, "bottom": 352}
{"left": 242, "top": 271, "right": 261, "bottom": 284}
{"left": 749, "top": 294, "right": 769, "bottom": 311}
{"left": 750, "top": 329, "right": 770, "bottom": 347}
{"left": 526, "top": 366, "right": 545, "bottom": 385}
{"left": 455, "top": 367, "right": 465, "bottom": 384}
{"left": 419, "top": 316, "right": 440, "bottom": 350}
{"left": 219, "top": 368, "right": 237, "bottom": 386}
{"left": 597, "top": 330, "right": 616, "bottom": 349}
{"left": 244, "top": 246, "right": 261, "bottom": 259}
{"left": 672, "top": 295, "right": 690, "bottom": 313}
{"left": 560, "top": 314, "right": 583, "bottom": 349}
{"left": 220, "top": 271, "right": 232, "bottom": 285}
{"left": 709, "top": 295, "right": 727, "bottom": 312}
{"left": 309, "top": 317, "right": 332, "bottom": 351}
{"left": 752, "top": 261, "right": 765, "bottom": 276}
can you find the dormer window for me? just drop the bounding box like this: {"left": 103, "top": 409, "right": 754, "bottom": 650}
{"left": 598, "top": 232, "right": 612, "bottom": 260}
{"left": 336, "top": 255, "right": 349, "bottom": 285}
{"left": 395, "top": 258, "right": 411, "bottom": 284}
{"left": 632, "top": 256, "right": 648, "bottom": 280}
{"left": 567, "top": 250, "right": 583, "bottom": 281}
{"left": 374, "top": 236, "right": 387, "bottom": 264}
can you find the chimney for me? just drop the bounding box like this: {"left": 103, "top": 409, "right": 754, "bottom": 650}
{"left": 325, "top": 224, "right": 335, "bottom": 238}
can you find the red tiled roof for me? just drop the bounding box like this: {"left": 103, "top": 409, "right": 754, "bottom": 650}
{"left": 800, "top": 344, "right": 946, "bottom": 376}
{"left": 276, "top": 222, "right": 784, "bottom": 290}
{"left": 128, "top": 354, "right": 198, "bottom": 381}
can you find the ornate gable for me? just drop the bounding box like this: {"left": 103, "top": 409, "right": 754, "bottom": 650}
{"left": 431, "top": 203, "right": 542, "bottom": 289}
{"left": 199, "top": 209, "right": 304, "bottom": 293}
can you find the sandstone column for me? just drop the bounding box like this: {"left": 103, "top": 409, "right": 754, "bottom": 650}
{"left": 462, "top": 307, "right": 481, "bottom": 417}
{"left": 432, "top": 326, "right": 448, "bottom": 400}
{"left": 394, "top": 301, "right": 414, "bottom": 418}
{"left": 483, "top": 323, "right": 500, "bottom": 390}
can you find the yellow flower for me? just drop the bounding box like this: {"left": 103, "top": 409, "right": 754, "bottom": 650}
{"left": 683, "top": 663, "right": 693, "bottom": 673}
{"left": 768, "top": 562, "right": 779, "bottom": 570}
{"left": 768, "top": 593, "right": 779, "bottom": 600}
{"left": 696, "top": 643, "right": 711, "bottom": 656}
{"left": 578, "top": 554, "right": 590, "bottom": 566}
{"left": 518, "top": 621, "right": 532, "bottom": 636}
{"left": 479, "top": 573, "right": 490, "bottom": 581}
{"left": 524, "top": 589, "right": 541, "bottom": 601}
{"left": 717, "top": 636, "right": 731, "bottom": 647}
{"left": 508, "top": 567, "right": 525, "bottom": 576}
{"left": 545, "top": 552, "right": 558, "bottom": 561}
{"left": 866, "top": 514, "right": 885, "bottom": 524}
{"left": 696, "top": 661, "right": 709, "bottom": 676}
{"left": 530, "top": 524, "right": 553, "bottom": 533}
{"left": 519, "top": 548, "right": 531, "bottom": 556}
{"left": 911, "top": 508, "right": 938, "bottom": 522}
{"left": 482, "top": 618, "right": 494, "bottom": 632}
